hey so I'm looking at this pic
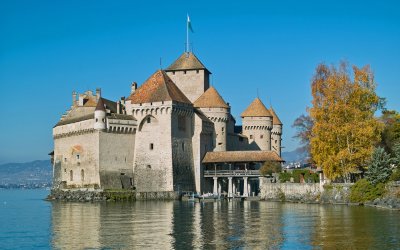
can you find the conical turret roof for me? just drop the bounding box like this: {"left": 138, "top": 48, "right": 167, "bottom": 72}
{"left": 269, "top": 106, "right": 283, "bottom": 125}
{"left": 128, "top": 70, "right": 191, "bottom": 104}
{"left": 95, "top": 98, "right": 106, "bottom": 111}
{"left": 193, "top": 86, "right": 229, "bottom": 108}
{"left": 241, "top": 98, "right": 272, "bottom": 117}
{"left": 166, "top": 52, "right": 209, "bottom": 72}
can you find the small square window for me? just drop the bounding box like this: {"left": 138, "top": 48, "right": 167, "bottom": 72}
{"left": 147, "top": 165, "right": 151, "bottom": 169}
{"left": 260, "top": 135, "right": 264, "bottom": 139}
{"left": 250, "top": 135, "right": 253, "bottom": 139}
{"left": 150, "top": 143, "right": 154, "bottom": 150}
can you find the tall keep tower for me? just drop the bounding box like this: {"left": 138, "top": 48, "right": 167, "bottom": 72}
{"left": 165, "top": 52, "right": 210, "bottom": 103}
{"left": 193, "top": 86, "right": 230, "bottom": 151}
{"left": 241, "top": 98, "right": 273, "bottom": 151}
{"left": 270, "top": 107, "right": 283, "bottom": 157}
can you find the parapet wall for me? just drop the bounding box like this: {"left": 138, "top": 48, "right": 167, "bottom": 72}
{"left": 259, "top": 179, "right": 352, "bottom": 204}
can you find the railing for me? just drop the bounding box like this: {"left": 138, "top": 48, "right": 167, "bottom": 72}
{"left": 204, "top": 170, "right": 260, "bottom": 177}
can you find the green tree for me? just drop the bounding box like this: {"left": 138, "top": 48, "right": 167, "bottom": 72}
{"left": 365, "top": 147, "right": 392, "bottom": 185}
{"left": 309, "top": 62, "right": 384, "bottom": 180}
{"left": 260, "top": 161, "right": 282, "bottom": 176}
{"left": 380, "top": 110, "right": 400, "bottom": 154}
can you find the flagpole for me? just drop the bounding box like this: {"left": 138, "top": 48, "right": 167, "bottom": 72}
{"left": 186, "top": 14, "right": 189, "bottom": 53}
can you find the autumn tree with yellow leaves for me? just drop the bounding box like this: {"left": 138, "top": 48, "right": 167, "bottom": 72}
{"left": 309, "top": 62, "right": 384, "bottom": 180}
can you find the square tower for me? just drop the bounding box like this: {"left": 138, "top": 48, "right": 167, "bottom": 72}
{"left": 165, "top": 52, "right": 210, "bottom": 103}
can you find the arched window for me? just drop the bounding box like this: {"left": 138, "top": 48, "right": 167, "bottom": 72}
{"left": 81, "top": 169, "right": 85, "bottom": 181}
{"left": 70, "top": 170, "right": 73, "bottom": 181}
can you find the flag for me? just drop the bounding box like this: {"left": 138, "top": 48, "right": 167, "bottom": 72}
{"left": 187, "top": 15, "right": 194, "bottom": 33}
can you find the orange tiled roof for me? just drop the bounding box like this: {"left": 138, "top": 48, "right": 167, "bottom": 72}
{"left": 128, "top": 70, "right": 191, "bottom": 104}
{"left": 269, "top": 106, "right": 283, "bottom": 125}
{"left": 193, "top": 86, "right": 229, "bottom": 108}
{"left": 166, "top": 52, "right": 208, "bottom": 72}
{"left": 202, "top": 150, "right": 284, "bottom": 163}
{"left": 241, "top": 98, "right": 272, "bottom": 117}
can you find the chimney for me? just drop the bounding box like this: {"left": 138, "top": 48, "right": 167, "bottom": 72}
{"left": 131, "top": 82, "right": 138, "bottom": 94}
{"left": 117, "top": 101, "right": 121, "bottom": 114}
{"left": 96, "top": 88, "right": 101, "bottom": 100}
{"left": 120, "top": 97, "right": 126, "bottom": 114}
{"left": 72, "top": 91, "right": 77, "bottom": 106}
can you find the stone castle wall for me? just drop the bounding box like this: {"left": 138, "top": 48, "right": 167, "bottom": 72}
{"left": 53, "top": 126, "right": 100, "bottom": 188}
{"left": 166, "top": 70, "right": 209, "bottom": 103}
{"left": 99, "top": 131, "right": 135, "bottom": 189}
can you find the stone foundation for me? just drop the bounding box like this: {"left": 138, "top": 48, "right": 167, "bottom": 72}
{"left": 47, "top": 189, "right": 179, "bottom": 202}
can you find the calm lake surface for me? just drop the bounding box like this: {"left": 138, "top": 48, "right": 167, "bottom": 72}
{"left": 0, "top": 189, "right": 399, "bottom": 249}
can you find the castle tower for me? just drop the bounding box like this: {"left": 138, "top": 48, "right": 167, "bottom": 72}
{"left": 270, "top": 106, "right": 283, "bottom": 157}
{"left": 241, "top": 98, "right": 273, "bottom": 151}
{"left": 193, "top": 86, "right": 230, "bottom": 151}
{"left": 94, "top": 98, "right": 106, "bottom": 131}
{"left": 165, "top": 52, "right": 210, "bottom": 103}
{"left": 126, "top": 70, "right": 195, "bottom": 192}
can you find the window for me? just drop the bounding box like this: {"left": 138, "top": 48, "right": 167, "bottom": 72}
{"left": 275, "top": 140, "right": 277, "bottom": 144}
{"left": 260, "top": 135, "right": 264, "bottom": 139}
{"left": 64, "top": 158, "right": 67, "bottom": 162}
{"left": 77, "top": 162, "right": 80, "bottom": 166}
{"left": 70, "top": 170, "right": 73, "bottom": 181}
{"left": 147, "top": 165, "right": 151, "bottom": 169}
{"left": 250, "top": 135, "right": 253, "bottom": 139}
{"left": 150, "top": 143, "right": 154, "bottom": 150}
{"left": 184, "top": 70, "right": 187, "bottom": 74}
{"left": 102, "top": 118, "right": 105, "bottom": 122}
{"left": 147, "top": 117, "right": 151, "bottom": 123}
{"left": 196, "top": 70, "right": 199, "bottom": 74}
{"left": 222, "top": 127, "right": 224, "bottom": 132}
{"left": 81, "top": 169, "right": 84, "bottom": 181}
{"left": 218, "top": 142, "right": 223, "bottom": 145}
{"left": 96, "top": 118, "right": 98, "bottom": 122}
{"left": 76, "top": 154, "right": 80, "bottom": 160}
{"left": 172, "top": 71, "right": 175, "bottom": 75}
{"left": 182, "top": 142, "right": 184, "bottom": 151}
{"left": 64, "top": 168, "right": 67, "bottom": 173}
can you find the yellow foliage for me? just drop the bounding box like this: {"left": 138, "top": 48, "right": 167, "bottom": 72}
{"left": 309, "top": 62, "right": 384, "bottom": 179}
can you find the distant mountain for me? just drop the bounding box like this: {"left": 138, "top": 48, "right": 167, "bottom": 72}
{"left": 0, "top": 160, "right": 52, "bottom": 188}
{"left": 281, "top": 148, "right": 309, "bottom": 163}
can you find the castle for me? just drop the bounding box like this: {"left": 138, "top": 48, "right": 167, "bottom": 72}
{"left": 51, "top": 52, "right": 283, "bottom": 196}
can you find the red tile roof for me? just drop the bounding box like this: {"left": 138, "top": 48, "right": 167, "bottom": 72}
{"left": 193, "top": 86, "right": 229, "bottom": 108}
{"left": 166, "top": 52, "right": 209, "bottom": 72}
{"left": 269, "top": 106, "right": 283, "bottom": 125}
{"left": 241, "top": 98, "right": 272, "bottom": 117}
{"left": 128, "top": 70, "right": 191, "bottom": 104}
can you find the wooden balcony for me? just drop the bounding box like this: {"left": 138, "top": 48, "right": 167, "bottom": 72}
{"left": 204, "top": 170, "right": 260, "bottom": 178}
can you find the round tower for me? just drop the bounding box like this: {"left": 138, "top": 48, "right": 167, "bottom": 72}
{"left": 193, "top": 86, "right": 230, "bottom": 151}
{"left": 94, "top": 98, "right": 106, "bottom": 130}
{"left": 270, "top": 106, "right": 283, "bottom": 156}
{"left": 241, "top": 98, "right": 273, "bottom": 151}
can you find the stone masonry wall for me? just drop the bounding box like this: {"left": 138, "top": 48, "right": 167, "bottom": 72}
{"left": 99, "top": 131, "right": 135, "bottom": 189}
{"left": 53, "top": 123, "right": 100, "bottom": 188}
{"left": 166, "top": 69, "right": 209, "bottom": 103}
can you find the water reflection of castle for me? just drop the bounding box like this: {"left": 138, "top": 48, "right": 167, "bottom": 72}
{"left": 51, "top": 201, "right": 285, "bottom": 249}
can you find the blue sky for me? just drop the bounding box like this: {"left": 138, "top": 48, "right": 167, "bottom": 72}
{"left": 0, "top": 0, "right": 399, "bottom": 163}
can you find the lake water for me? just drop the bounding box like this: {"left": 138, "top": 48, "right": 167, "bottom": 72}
{"left": 0, "top": 189, "right": 399, "bottom": 249}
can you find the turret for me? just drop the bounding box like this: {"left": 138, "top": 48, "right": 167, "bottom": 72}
{"left": 241, "top": 98, "right": 273, "bottom": 151}
{"left": 270, "top": 106, "right": 283, "bottom": 156}
{"left": 193, "top": 86, "right": 229, "bottom": 151}
{"left": 94, "top": 98, "right": 106, "bottom": 130}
